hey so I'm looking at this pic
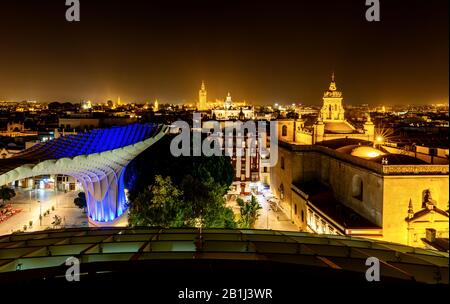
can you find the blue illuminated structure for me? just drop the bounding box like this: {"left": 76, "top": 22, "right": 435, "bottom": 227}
{"left": 0, "top": 124, "right": 168, "bottom": 224}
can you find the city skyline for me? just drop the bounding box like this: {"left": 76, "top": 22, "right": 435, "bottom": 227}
{"left": 0, "top": 0, "right": 448, "bottom": 105}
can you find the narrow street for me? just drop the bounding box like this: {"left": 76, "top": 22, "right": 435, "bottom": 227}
{"left": 253, "top": 194, "right": 299, "bottom": 231}
{"left": 226, "top": 186, "right": 299, "bottom": 231}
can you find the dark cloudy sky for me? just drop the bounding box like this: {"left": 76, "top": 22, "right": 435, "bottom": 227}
{"left": 0, "top": 0, "right": 448, "bottom": 105}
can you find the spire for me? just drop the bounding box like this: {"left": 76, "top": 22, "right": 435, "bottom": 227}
{"left": 407, "top": 199, "right": 414, "bottom": 219}
{"left": 329, "top": 72, "right": 337, "bottom": 91}
{"left": 201, "top": 81, "right": 206, "bottom": 91}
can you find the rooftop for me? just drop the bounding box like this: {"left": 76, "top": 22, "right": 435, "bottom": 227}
{"left": 324, "top": 121, "right": 357, "bottom": 134}
{"left": 0, "top": 123, "right": 158, "bottom": 176}
{"left": 0, "top": 227, "right": 448, "bottom": 285}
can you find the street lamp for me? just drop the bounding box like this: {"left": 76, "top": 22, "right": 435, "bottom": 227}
{"left": 38, "top": 200, "right": 42, "bottom": 226}
{"left": 374, "top": 135, "right": 384, "bottom": 148}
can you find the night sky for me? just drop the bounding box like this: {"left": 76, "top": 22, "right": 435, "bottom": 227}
{"left": 0, "top": 0, "right": 448, "bottom": 105}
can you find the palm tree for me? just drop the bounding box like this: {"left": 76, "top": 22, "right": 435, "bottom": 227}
{"left": 237, "top": 195, "right": 262, "bottom": 228}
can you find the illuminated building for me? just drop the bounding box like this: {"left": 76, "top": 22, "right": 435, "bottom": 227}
{"left": 278, "top": 74, "right": 375, "bottom": 144}
{"left": 81, "top": 100, "right": 92, "bottom": 111}
{"left": 197, "top": 81, "right": 208, "bottom": 111}
{"left": 211, "top": 93, "right": 254, "bottom": 121}
{"left": 270, "top": 74, "right": 449, "bottom": 248}
{"left": 201, "top": 120, "right": 266, "bottom": 194}
{"left": 0, "top": 124, "right": 168, "bottom": 225}
{"left": 195, "top": 82, "right": 249, "bottom": 114}
{"left": 153, "top": 99, "right": 159, "bottom": 112}
{"left": 271, "top": 139, "right": 449, "bottom": 247}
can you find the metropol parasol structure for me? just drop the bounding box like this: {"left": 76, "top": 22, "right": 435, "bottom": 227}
{"left": 0, "top": 123, "right": 168, "bottom": 224}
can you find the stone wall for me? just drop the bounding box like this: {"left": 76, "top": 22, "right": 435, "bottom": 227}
{"left": 270, "top": 142, "right": 449, "bottom": 246}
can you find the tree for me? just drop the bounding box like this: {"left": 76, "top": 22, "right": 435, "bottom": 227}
{"left": 74, "top": 192, "right": 87, "bottom": 211}
{"left": 125, "top": 134, "right": 237, "bottom": 228}
{"left": 0, "top": 186, "right": 16, "bottom": 208}
{"left": 128, "top": 175, "right": 185, "bottom": 227}
{"left": 237, "top": 195, "right": 262, "bottom": 228}
{"left": 181, "top": 175, "right": 236, "bottom": 228}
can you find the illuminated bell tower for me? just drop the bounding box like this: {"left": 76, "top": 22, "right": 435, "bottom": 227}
{"left": 198, "top": 81, "right": 207, "bottom": 110}
{"left": 224, "top": 92, "right": 233, "bottom": 109}
{"left": 364, "top": 113, "right": 375, "bottom": 142}
{"left": 320, "top": 73, "right": 345, "bottom": 121}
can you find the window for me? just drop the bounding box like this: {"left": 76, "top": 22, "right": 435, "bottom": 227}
{"left": 282, "top": 125, "right": 288, "bottom": 137}
{"left": 294, "top": 204, "right": 297, "bottom": 215}
{"left": 352, "top": 175, "right": 363, "bottom": 201}
{"left": 301, "top": 210, "right": 304, "bottom": 222}
{"left": 281, "top": 157, "right": 285, "bottom": 169}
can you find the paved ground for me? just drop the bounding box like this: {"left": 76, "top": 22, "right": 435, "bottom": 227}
{"left": 2, "top": 187, "right": 299, "bottom": 235}
{"left": 227, "top": 192, "right": 299, "bottom": 231}
{"left": 0, "top": 188, "right": 88, "bottom": 236}
{"left": 253, "top": 194, "right": 299, "bottom": 231}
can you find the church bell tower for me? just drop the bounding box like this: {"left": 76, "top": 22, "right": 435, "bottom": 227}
{"left": 320, "top": 73, "right": 345, "bottom": 121}
{"left": 198, "top": 81, "right": 207, "bottom": 111}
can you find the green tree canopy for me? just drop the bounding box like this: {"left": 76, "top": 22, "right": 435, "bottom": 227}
{"left": 126, "top": 134, "right": 236, "bottom": 229}
{"left": 128, "top": 175, "right": 185, "bottom": 228}
{"left": 237, "top": 195, "right": 262, "bottom": 229}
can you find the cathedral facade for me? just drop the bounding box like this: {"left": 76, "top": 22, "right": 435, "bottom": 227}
{"left": 278, "top": 74, "right": 375, "bottom": 145}
{"left": 196, "top": 82, "right": 254, "bottom": 120}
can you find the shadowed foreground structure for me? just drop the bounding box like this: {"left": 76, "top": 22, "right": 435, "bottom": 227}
{"left": 0, "top": 227, "right": 447, "bottom": 287}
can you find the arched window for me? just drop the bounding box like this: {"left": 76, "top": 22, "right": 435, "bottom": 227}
{"left": 282, "top": 125, "right": 288, "bottom": 137}
{"left": 352, "top": 175, "right": 363, "bottom": 201}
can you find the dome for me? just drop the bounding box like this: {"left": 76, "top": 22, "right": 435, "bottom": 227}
{"left": 349, "top": 146, "right": 385, "bottom": 159}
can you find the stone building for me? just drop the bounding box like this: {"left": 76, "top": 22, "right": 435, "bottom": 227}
{"left": 277, "top": 74, "right": 375, "bottom": 145}
{"left": 270, "top": 74, "right": 449, "bottom": 248}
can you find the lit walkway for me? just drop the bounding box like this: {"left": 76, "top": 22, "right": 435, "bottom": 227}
{"left": 0, "top": 188, "right": 87, "bottom": 236}
{"left": 227, "top": 193, "right": 299, "bottom": 231}
{"left": 253, "top": 194, "right": 299, "bottom": 231}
